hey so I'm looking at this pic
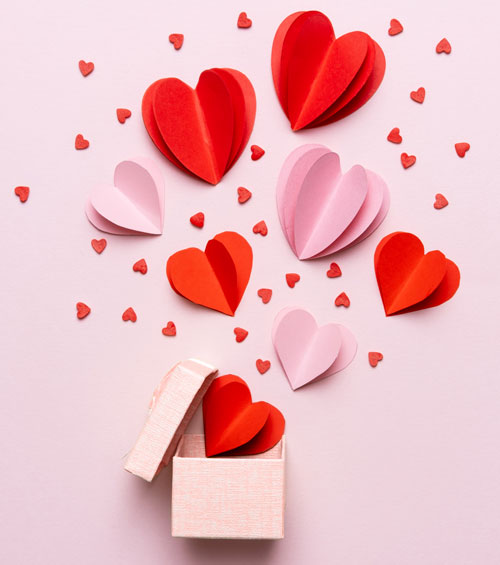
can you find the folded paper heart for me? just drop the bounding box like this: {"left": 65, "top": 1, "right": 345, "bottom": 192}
{"left": 272, "top": 307, "right": 357, "bottom": 390}
{"left": 86, "top": 158, "right": 164, "bottom": 235}
{"left": 277, "top": 144, "right": 390, "bottom": 259}
{"left": 202, "top": 374, "right": 285, "bottom": 457}
{"left": 374, "top": 232, "right": 460, "bottom": 315}
{"left": 142, "top": 68, "right": 256, "bottom": 185}
{"left": 167, "top": 231, "right": 252, "bottom": 316}
{"left": 272, "top": 10, "right": 385, "bottom": 130}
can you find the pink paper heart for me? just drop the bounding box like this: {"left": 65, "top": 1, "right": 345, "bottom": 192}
{"left": 86, "top": 157, "right": 164, "bottom": 235}
{"left": 276, "top": 144, "right": 390, "bottom": 259}
{"left": 272, "top": 307, "right": 357, "bottom": 390}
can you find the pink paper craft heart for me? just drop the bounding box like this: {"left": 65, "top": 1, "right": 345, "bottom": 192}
{"left": 86, "top": 157, "right": 165, "bottom": 235}
{"left": 272, "top": 307, "right": 357, "bottom": 390}
{"left": 276, "top": 144, "right": 390, "bottom": 259}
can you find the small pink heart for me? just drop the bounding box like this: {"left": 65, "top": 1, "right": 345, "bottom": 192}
{"left": 272, "top": 307, "right": 357, "bottom": 390}
{"left": 85, "top": 157, "right": 164, "bottom": 235}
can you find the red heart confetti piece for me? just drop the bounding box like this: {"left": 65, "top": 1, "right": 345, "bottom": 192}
{"left": 122, "top": 307, "right": 137, "bottom": 322}
{"left": 257, "top": 288, "right": 272, "bottom": 303}
{"left": 410, "top": 87, "right": 425, "bottom": 104}
{"left": 335, "top": 292, "right": 350, "bottom": 307}
{"left": 387, "top": 127, "right": 402, "bottom": 144}
{"left": 169, "top": 33, "right": 184, "bottom": 50}
{"left": 327, "top": 262, "right": 342, "bottom": 278}
{"left": 253, "top": 220, "right": 268, "bottom": 236}
{"left": 133, "top": 258, "right": 148, "bottom": 274}
{"left": 237, "top": 186, "right": 252, "bottom": 204}
{"left": 368, "top": 351, "right": 383, "bottom": 367}
{"left": 75, "top": 134, "right": 89, "bottom": 150}
{"left": 76, "top": 302, "right": 91, "bottom": 319}
{"left": 455, "top": 142, "right": 470, "bottom": 158}
{"left": 256, "top": 359, "right": 271, "bottom": 374}
{"left": 162, "top": 321, "right": 176, "bottom": 336}
{"left": 78, "top": 60, "right": 94, "bottom": 77}
{"left": 286, "top": 273, "right": 300, "bottom": 288}
{"left": 116, "top": 108, "right": 131, "bottom": 124}
{"left": 190, "top": 212, "right": 205, "bottom": 228}
{"left": 14, "top": 186, "right": 29, "bottom": 203}
{"left": 237, "top": 12, "right": 252, "bottom": 28}
{"left": 436, "top": 38, "right": 451, "bottom": 54}
{"left": 234, "top": 327, "right": 248, "bottom": 342}
{"left": 91, "top": 238, "right": 107, "bottom": 254}
{"left": 250, "top": 145, "right": 265, "bottom": 160}
{"left": 434, "top": 193, "right": 449, "bottom": 210}
{"left": 401, "top": 153, "right": 416, "bottom": 169}
{"left": 388, "top": 19, "right": 403, "bottom": 36}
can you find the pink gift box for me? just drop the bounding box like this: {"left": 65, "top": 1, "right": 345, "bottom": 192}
{"left": 124, "top": 359, "right": 286, "bottom": 539}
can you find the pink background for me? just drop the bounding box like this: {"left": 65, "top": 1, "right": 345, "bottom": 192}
{"left": 2, "top": 0, "right": 500, "bottom": 563}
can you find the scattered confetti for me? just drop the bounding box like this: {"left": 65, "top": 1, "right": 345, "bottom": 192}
{"left": 78, "top": 60, "right": 94, "bottom": 77}
{"left": 410, "top": 87, "right": 425, "bottom": 104}
{"left": 14, "top": 186, "right": 29, "bottom": 203}
{"left": 237, "top": 186, "right": 252, "bottom": 203}
{"left": 455, "top": 142, "right": 470, "bottom": 158}
{"left": 91, "top": 238, "right": 107, "bottom": 254}
{"left": 388, "top": 19, "right": 403, "bottom": 36}
{"left": 256, "top": 359, "right": 271, "bottom": 374}
{"left": 434, "top": 193, "right": 449, "bottom": 210}
{"left": 75, "top": 134, "right": 89, "bottom": 150}
{"left": 436, "top": 38, "right": 451, "bottom": 54}
{"left": 286, "top": 273, "right": 300, "bottom": 288}
{"left": 250, "top": 145, "right": 265, "bottom": 160}
{"left": 190, "top": 212, "right": 205, "bottom": 228}
{"left": 122, "top": 307, "right": 137, "bottom": 322}
{"left": 335, "top": 292, "right": 350, "bottom": 307}
{"left": 253, "top": 220, "right": 268, "bottom": 236}
{"left": 401, "top": 153, "right": 416, "bottom": 169}
{"left": 162, "top": 321, "right": 176, "bottom": 336}
{"left": 387, "top": 127, "right": 402, "bottom": 144}
{"left": 133, "top": 258, "right": 148, "bottom": 274}
{"left": 327, "top": 262, "right": 342, "bottom": 278}
{"left": 369, "top": 352, "right": 383, "bottom": 367}
{"left": 257, "top": 288, "right": 272, "bottom": 303}
{"left": 76, "top": 302, "right": 91, "bottom": 319}
{"left": 234, "top": 327, "right": 248, "bottom": 343}
{"left": 169, "top": 33, "right": 184, "bottom": 50}
{"left": 237, "top": 12, "right": 252, "bottom": 28}
{"left": 116, "top": 108, "right": 131, "bottom": 124}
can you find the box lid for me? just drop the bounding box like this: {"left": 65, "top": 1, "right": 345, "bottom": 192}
{"left": 124, "top": 359, "right": 218, "bottom": 481}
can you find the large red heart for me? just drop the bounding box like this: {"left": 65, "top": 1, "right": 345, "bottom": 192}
{"left": 272, "top": 11, "right": 385, "bottom": 130}
{"left": 166, "top": 231, "right": 252, "bottom": 316}
{"left": 203, "top": 374, "right": 285, "bottom": 457}
{"left": 374, "top": 232, "right": 460, "bottom": 315}
{"left": 142, "top": 68, "right": 256, "bottom": 185}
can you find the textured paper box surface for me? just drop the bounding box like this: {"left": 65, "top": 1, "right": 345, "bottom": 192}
{"left": 172, "top": 434, "right": 285, "bottom": 539}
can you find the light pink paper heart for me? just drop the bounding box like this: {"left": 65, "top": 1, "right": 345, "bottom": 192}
{"left": 272, "top": 307, "right": 357, "bottom": 390}
{"left": 276, "top": 144, "right": 390, "bottom": 259}
{"left": 86, "top": 157, "right": 164, "bottom": 235}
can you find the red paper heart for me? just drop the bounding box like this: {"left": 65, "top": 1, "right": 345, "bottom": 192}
{"left": 203, "top": 375, "right": 284, "bottom": 457}
{"left": 234, "top": 327, "right": 248, "bottom": 342}
{"left": 116, "top": 108, "right": 131, "bottom": 124}
{"left": 436, "top": 38, "right": 451, "bottom": 54}
{"left": 388, "top": 19, "right": 403, "bottom": 36}
{"left": 190, "top": 212, "right": 205, "bottom": 228}
{"left": 237, "top": 12, "right": 252, "bottom": 28}
{"left": 78, "top": 60, "right": 94, "bottom": 77}
{"left": 368, "top": 352, "right": 383, "bottom": 367}
{"left": 169, "top": 33, "right": 184, "bottom": 50}
{"left": 122, "top": 307, "right": 137, "bottom": 322}
{"left": 335, "top": 292, "right": 350, "bottom": 307}
{"left": 250, "top": 145, "right": 265, "bottom": 160}
{"left": 167, "top": 231, "right": 252, "bottom": 316}
{"left": 286, "top": 273, "right": 300, "bottom": 288}
{"left": 142, "top": 68, "right": 256, "bottom": 184}
{"left": 374, "top": 232, "right": 460, "bottom": 315}
{"left": 256, "top": 359, "right": 271, "bottom": 374}
{"left": 162, "top": 321, "right": 176, "bottom": 336}
{"left": 410, "top": 87, "right": 425, "bottom": 103}
{"left": 434, "top": 193, "right": 449, "bottom": 210}
{"left": 327, "top": 262, "right": 342, "bottom": 278}
{"left": 401, "top": 153, "right": 416, "bottom": 169}
{"left": 14, "top": 186, "right": 30, "bottom": 203}
{"left": 272, "top": 11, "right": 385, "bottom": 130}
{"left": 91, "top": 238, "right": 107, "bottom": 254}
{"left": 387, "top": 127, "right": 402, "bottom": 144}
{"left": 253, "top": 220, "right": 268, "bottom": 236}
{"left": 257, "top": 288, "right": 272, "bottom": 303}
{"left": 237, "top": 186, "right": 252, "bottom": 203}
{"left": 133, "top": 258, "right": 148, "bottom": 274}
{"left": 455, "top": 142, "right": 470, "bottom": 158}
{"left": 76, "top": 302, "right": 91, "bottom": 319}
{"left": 75, "top": 134, "right": 89, "bottom": 150}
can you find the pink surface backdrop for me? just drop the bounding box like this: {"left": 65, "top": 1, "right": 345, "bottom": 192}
{"left": 2, "top": 0, "right": 500, "bottom": 563}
